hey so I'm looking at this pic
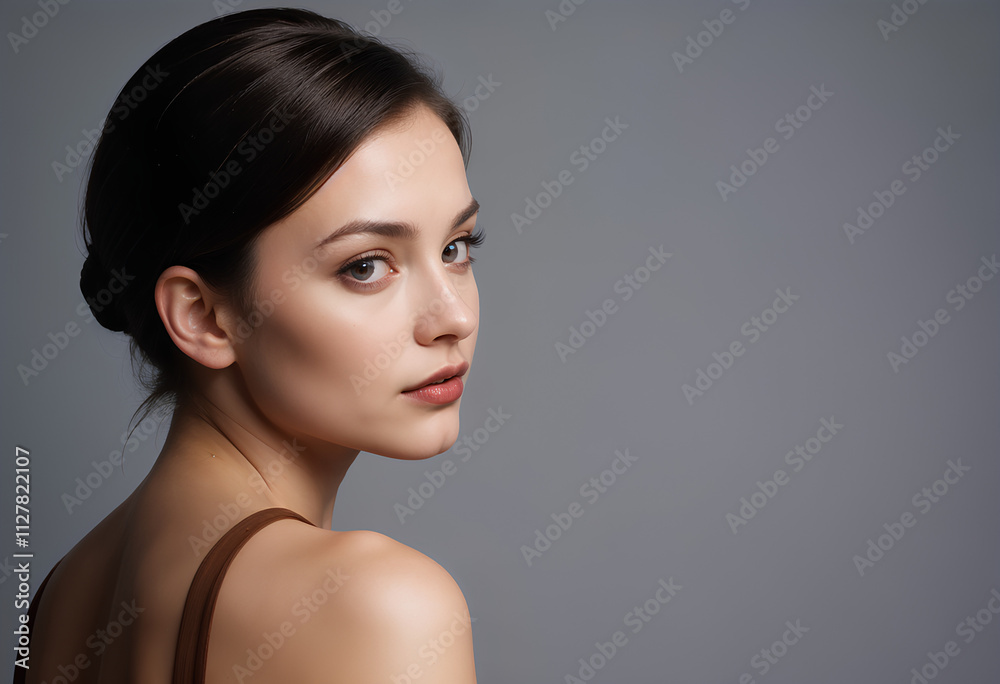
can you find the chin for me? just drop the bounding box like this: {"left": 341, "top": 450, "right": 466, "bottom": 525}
{"left": 376, "top": 410, "right": 462, "bottom": 461}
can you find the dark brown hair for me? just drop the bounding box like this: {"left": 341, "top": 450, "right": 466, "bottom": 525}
{"left": 78, "top": 8, "right": 471, "bottom": 443}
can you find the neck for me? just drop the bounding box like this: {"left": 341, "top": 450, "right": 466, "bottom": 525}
{"left": 153, "top": 382, "right": 359, "bottom": 530}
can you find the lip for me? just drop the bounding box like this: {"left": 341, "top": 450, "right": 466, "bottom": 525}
{"left": 402, "top": 361, "right": 470, "bottom": 393}
{"left": 400, "top": 375, "right": 464, "bottom": 405}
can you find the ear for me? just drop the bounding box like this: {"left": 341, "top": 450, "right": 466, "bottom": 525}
{"left": 154, "top": 265, "right": 238, "bottom": 370}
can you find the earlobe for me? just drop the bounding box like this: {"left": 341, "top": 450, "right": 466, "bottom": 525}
{"left": 155, "top": 266, "right": 237, "bottom": 370}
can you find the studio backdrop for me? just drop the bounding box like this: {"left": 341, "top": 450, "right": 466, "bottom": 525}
{"left": 2, "top": 0, "right": 998, "bottom": 681}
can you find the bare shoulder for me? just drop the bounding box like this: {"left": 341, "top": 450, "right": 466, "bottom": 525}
{"left": 210, "top": 523, "right": 477, "bottom": 684}
{"left": 313, "top": 529, "right": 478, "bottom": 682}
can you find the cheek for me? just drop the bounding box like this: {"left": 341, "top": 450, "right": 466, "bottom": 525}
{"left": 234, "top": 285, "right": 407, "bottom": 441}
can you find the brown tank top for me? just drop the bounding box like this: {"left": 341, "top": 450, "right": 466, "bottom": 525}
{"left": 12, "top": 507, "right": 313, "bottom": 684}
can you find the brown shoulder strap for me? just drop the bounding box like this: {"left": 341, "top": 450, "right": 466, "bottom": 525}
{"left": 172, "top": 507, "right": 314, "bottom": 684}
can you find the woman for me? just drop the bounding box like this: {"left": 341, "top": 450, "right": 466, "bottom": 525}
{"left": 19, "top": 8, "right": 482, "bottom": 683}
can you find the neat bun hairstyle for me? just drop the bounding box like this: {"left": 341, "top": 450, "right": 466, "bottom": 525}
{"left": 80, "top": 7, "right": 470, "bottom": 436}
{"left": 80, "top": 252, "right": 129, "bottom": 333}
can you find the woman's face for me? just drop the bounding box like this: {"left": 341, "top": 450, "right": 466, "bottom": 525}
{"left": 230, "top": 105, "right": 480, "bottom": 460}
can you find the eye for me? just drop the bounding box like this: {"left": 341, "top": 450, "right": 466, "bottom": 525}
{"left": 443, "top": 240, "right": 468, "bottom": 264}
{"left": 336, "top": 252, "right": 394, "bottom": 291}
{"left": 444, "top": 229, "right": 485, "bottom": 265}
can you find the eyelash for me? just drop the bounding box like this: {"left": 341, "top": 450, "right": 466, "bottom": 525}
{"left": 335, "top": 228, "right": 486, "bottom": 292}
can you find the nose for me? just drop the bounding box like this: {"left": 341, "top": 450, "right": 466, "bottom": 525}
{"left": 410, "top": 267, "right": 477, "bottom": 346}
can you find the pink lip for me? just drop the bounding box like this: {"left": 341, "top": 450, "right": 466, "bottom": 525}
{"left": 403, "top": 361, "right": 469, "bottom": 404}
{"left": 400, "top": 375, "right": 464, "bottom": 405}
{"left": 402, "top": 361, "right": 469, "bottom": 395}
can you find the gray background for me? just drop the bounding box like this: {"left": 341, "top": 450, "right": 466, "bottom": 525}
{"left": 2, "top": 0, "right": 998, "bottom": 681}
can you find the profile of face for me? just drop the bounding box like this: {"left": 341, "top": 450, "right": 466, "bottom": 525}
{"left": 217, "top": 104, "right": 480, "bottom": 461}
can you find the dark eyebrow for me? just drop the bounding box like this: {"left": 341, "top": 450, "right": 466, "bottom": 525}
{"left": 312, "top": 197, "right": 480, "bottom": 252}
